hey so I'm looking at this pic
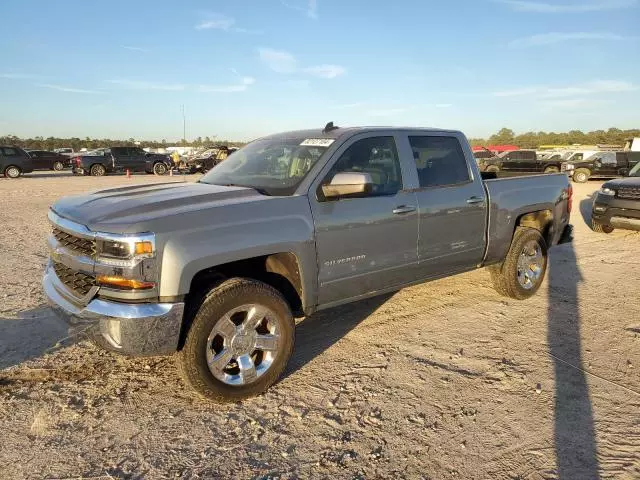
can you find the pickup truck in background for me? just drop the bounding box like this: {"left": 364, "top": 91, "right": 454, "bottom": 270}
{"left": 478, "top": 149, "right": 564, "bottom": 175}
{"left": 562, "top": 151, "right": 640, "bottom": 183}
{"left": 43, "top": 125, "right": 573, "bottom": 402}
{"left": 72, "top": 146, "right": 173, "bottom": 176}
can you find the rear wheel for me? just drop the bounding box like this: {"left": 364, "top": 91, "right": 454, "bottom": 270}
{"left": 178, "top": 278, "right": 295, "bottom": 402}
{"left": 573, "top": 168, "right": 590, "bottom": 183}
{"left": 490, "top": 227, "right": 548, "bottom": 300}
{"left": 53, "top": 161, "right": 65, "bottom": 171}
{"left": 90, "top": 164, "right": 106, "bottom": 176}
{"left": 544, "top": 166, "right": 560, "bottom": 173}
{"left": 153, "top": 162, "right": 168, "bottom": 175}
{"left": 591, "top": 220, "right": 614, "bottom": 234}
{"left": 4, "top": 166, "right": 21, "bottom": 178}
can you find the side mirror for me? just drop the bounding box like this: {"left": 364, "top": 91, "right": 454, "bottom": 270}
{"left": 321, "top": 172, "right": 373, "bottom": 199}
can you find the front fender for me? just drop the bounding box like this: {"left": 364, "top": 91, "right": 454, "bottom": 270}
{"left": 157, "top": 195, "right": 318, "bottom": 311}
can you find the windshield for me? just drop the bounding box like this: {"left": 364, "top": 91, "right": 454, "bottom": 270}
{"left": 199, "top": 137, "right": 331, "bottom": 196}
{"left": 628, "top": 162, "right": 640, "bottom": 177}
{"left": 560, "top": 151, "right": 574, "bottom": 160}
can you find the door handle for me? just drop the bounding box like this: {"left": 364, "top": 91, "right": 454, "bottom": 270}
{"left": 393, "top": 205, "right": 416, "bottom": 215}
{"left": 466, "top": 196, "right": 484, "bottom": 205}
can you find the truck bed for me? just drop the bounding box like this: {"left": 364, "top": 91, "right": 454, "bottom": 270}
{"left": 482, "top": 173, "right": 571, "bottom": 265}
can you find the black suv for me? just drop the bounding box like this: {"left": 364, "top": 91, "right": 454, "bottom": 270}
{"left": 591, "top": 162, "right": 640, "bottom": 233}
{"left": 562, "top": 151, "right": 640, "bottom": 183}
{"left": 478, "top": 149, "right": 563, "bottom": 176}
{"left": 0, "top": 146, "right": 33, "bottom": 178}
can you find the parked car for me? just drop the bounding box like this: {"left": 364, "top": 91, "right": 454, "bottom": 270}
{"left": 72, "top": 146, "right": 173, "bottom": 176}
{"left": 43, "top": 125, "right": 573, "bottom": 402}
{"left": 561, "top": 151, "right": 640, "bottom": 183}
{"left": 478, "top": 149, "right": 564, "bottom": 175}
{"left": 26, "top": 150, "right": 70, "bottom": 171}
{"left": 591, "top": 161, "right": 640, "bottom": 233}
{"left": 185, "top": 146, "right": 235, "bottom": 173}
{"left": 0, "top": 146, "right": 33, "bottom": 178}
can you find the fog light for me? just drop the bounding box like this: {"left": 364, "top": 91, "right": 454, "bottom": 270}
{"left": 103, "top": 319, "right": 122, "bottom": 347}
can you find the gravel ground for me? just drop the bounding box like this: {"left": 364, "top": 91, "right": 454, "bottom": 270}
{"left": 0, "top": 171, "right": 639, "bottom": 480}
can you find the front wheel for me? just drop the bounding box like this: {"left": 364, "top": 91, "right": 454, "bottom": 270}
{"left": 490, "top": 227, "right": 548, "bottom": 300}
{"left": 544, "top": 166, "right": 560, "bottom": 174}
{"left": 178, "top": 278, "right": 295, "bottom": 402}
{"left": 90, "top": 164, "right": 106, "bottom": 176}
{"left": 53, "top": 161, "right": 65, "bottom": 171}
{"left": 4, "top": 166, "right": 21, "bottom": 178}
{"left": 153, "top": 162, "right": 168, "bottom": 175}
{"left": 591, "top": 220, "right": 614, "bottom": 234}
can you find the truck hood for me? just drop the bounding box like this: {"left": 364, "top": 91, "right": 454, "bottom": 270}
{"left": 51, "top": 181, "right": 263, "bottom": 233}
{"left": 603, "top": 177, "right": 640, "bottom": 189}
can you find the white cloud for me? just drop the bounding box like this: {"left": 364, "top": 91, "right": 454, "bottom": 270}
{"left": 107, "top": 79, "right": 185, "bottom": 91}
{"left": 1, "top": 73, "right": 38, "bottom": 79}
{"left": 258, "top": 48, "right": 298, "bottom": 73}
{"left": 36, "top": 83, "right": 102, "bottom": 94}
{"left": 195, "top": 13, "right": 260, "bottom": 33}
{"left": 281, "top": 0, "right": 318, "bottom": 19}
{"left": 499, "top": 0, "right": 637, "bottom": 13}
{"left": 303, "top": 64, "right": 346, "bottom": 79}
{"left": 199, "top": 74, "right": 256, "bottom": 93}
{"left": 510, "top": 32, "right": 625, "bottom": 47}
{"left": 122, "top": 45, "right": 149, "bottom": 52}
{"left": 493, "top": 80, "right": 637, "bottom": 99}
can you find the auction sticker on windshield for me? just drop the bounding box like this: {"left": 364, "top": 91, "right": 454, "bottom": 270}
{"left": 300, "top": 139, "right": 335, "bottom": 147}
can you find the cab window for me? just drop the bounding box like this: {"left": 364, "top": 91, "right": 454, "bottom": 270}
{"left": 410, "top": 136, "right": 470, "bottom": 188}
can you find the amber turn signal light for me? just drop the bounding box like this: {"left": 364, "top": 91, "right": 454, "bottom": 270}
{"left": 134, "top": 241, "right": 154, "bottom": 255}
{"left": 96, "top": 275, "right": 155, "bottom": 290}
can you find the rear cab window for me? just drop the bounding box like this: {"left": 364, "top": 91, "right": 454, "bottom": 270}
{"left": 409, "top": 136, "right": 471, "bottom": 188}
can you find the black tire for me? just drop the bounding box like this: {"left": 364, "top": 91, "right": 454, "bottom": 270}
{"left": 53, "top": 161, "right": 65, "bottom": 171}
{"left": 591, "top": 219, "right": 614, "bottom": 234}
{"left": 178, "top": 278, "right": 295, "bottom": 402}
{"left": 544, "top": 166, "right": 560, "bottom": 174}
{"left": 90, "top": 164, "right": 106, "bottom": 176}
{"left": 153, "top": 162, "right": 168, "bottom": 176}
{"left": 4, "top": 165, "right": 21, "bottom": 178}
{"left": 573, "top": 168, "right": 590, "bottom": 183}
{"left": 490, "top": 227, "right": 548, "bottom": 300}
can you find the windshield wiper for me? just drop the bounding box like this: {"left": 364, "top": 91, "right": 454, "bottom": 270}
{"left": 221, "top": 183, "right": 270, "bottom": 196}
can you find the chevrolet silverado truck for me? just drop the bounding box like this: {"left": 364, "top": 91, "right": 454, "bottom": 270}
{"left": 591, "top": 161, "right": 640, "bottom": 233}
{"left": 43, "top": 125, "right": 573, "bottom": 402}
{"left": 477, "top": 149, "right": 564, "bottom": 176}
{"left": 72, "top": 146, "right": 172, "bottom": 176}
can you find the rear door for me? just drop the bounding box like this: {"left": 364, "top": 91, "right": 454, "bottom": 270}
{"left": 110, "top": 147, "right": 131, "bottom": 170}
{"left": 128, "top": 147, "right": 148, "bottom": 171}
{"left": 28, "top": 151, "right": 46, "bottom": 169}
{"left": 408, "top": 134, "right": 487, "bottom": 278}
{"left": 310, "top": 133, "right": 420, "bottom": 306}
{"left": 499, "top": 151, "right": 523, "bottom": 174}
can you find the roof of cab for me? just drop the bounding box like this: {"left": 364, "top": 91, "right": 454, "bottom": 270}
{"left": 257, "top": 125, "right": 464, "bottom": 142}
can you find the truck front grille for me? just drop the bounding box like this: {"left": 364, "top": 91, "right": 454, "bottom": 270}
{"left": 617, "top": 187, "right": 640, "bottom": 200}
{"left": 52, "top": 228, "right": 96, "bottom": 257}
{"left": 53, "top": 261, "right": 96, "bottom": 296}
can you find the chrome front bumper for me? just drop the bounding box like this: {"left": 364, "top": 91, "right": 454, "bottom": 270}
{"left": 43, "top": 263, "right": 184, "bottom": 356}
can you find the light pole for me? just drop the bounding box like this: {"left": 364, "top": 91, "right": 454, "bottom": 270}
{"left": 181, "top": 104, "right": 186, "bottom": 143}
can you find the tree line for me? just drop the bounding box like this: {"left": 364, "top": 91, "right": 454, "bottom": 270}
{"left": 468, "top": 127, "right": 640, "bottom": 148}
{"left": 2, "top": 127, "right": 639, "bottom": 151}
{"left": 0, "top": 135, "right": 246, "bottom": 152}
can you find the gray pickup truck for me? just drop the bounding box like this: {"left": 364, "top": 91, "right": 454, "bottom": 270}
{"left": 43, "top": 125, "right": 573, "bottom": 402}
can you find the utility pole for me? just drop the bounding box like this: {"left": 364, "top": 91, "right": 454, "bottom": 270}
{"left": 181, "top": 104, "right": 186, "bottom": 143}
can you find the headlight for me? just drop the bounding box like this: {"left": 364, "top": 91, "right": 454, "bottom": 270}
{"left": 96, "top": 233, "right": 155, "bottom": 263}
{"left": 599, "top": 187, "right": 616, "bottom": 197}
{"left": 564, "top": 163, "right": 575, "bottom": 170}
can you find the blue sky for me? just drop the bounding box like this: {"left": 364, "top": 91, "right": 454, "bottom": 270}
{"left": 1, "top": 0, "right": 639, "bottom": 141}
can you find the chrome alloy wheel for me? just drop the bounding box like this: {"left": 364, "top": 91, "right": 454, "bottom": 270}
{"left": 205, "top": 304, "right": 281, "bottom": 386}
{"left": 517, "top": 240, "right": 544, "bottom": 290}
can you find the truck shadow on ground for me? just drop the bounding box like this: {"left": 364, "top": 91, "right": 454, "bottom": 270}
{"left": 0, "top": 306, "right": 73, "bottom": 370}
{"left": 547, "top": 242, "right": 600, "bottom": 479}
{"left": 284, "top": 293, "right": 394, "bottom": 378}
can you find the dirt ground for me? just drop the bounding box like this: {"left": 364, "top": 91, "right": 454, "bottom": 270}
{"left": 0, "top": 171, "right": 638, "bottom": 480}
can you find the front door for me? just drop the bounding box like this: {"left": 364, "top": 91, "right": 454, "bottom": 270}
{"left": 310, "top": 135, "right": 419, "bottom": 306}
{"left": 408, "top": 134, "right": 487, "bottom": 278}
{"left": 128, "top": 147, "right": 148, "bottom": 171}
